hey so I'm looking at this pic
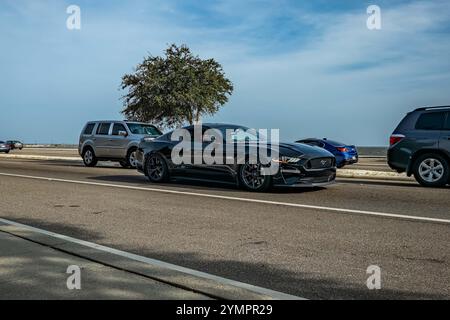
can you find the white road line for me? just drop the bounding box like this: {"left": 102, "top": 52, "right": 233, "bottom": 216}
{"left": 1, "top": 172, "right": 449, "bottom": 225}
{"left": 0, "top": 217, "right": 302, "bottom": 300}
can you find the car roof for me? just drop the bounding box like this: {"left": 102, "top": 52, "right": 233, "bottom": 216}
{"left": 298, "top": 138, "right": 347, "bottom": 146}
{"left": 87, "top": 120, "right": 157, "bottom": 125}
{"left": 414, "top": 106, "right": 450, "bottom": 112}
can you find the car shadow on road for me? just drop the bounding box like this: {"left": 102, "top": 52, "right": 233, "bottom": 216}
{"left": 0, "top": 217, "right": 445, "bottom": 300}
{"left": 86, "top": 175, "right": 326, "bottom": 195}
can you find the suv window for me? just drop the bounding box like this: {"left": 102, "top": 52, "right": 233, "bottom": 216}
{"left": 96, "top": 123, "right": 111, "bottom": 135}
{"left": 83, "top": 123, "right": 95, "bottom": 135}
{"left": 126, "top": 123, "right": 161, "bottom": 136}
{"left": 415, "top": 112, "right": 445, "bottom": 130}
{"left": 444, "top": 113, "right": 450, "bottom": 130}
{"left": 112, "top": 123, "right": 127, "bottom": 136}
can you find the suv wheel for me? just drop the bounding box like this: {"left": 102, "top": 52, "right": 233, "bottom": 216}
{"left": 124, "top": 148, "right": 138, "bottom": 168}
{"left": 145, "top": 153, "right": 169, "bottom": 182}
{"left": 413, "top": 153, "right": 449, "bottom": 187}
{"left": 238, "top": 163, "right": 272, "bottom": 192}
{"left": 82, "top": 148, "right": 98, "bottom": 167}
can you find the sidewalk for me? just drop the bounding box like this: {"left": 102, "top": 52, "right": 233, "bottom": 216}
{"left": 0, "top": 219, "right": 299, "bottom": 300}
{"left": 0, "top": 230, "right": 209, "bottom": 300}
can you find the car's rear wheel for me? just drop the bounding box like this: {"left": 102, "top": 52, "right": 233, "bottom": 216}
{"left": 238, "top": 163, "right": 272, "bottom": 192}
{"left": 82, "top": 148, "right": 98, "bottom": 167}
{"left": 413, "top": 153, "right": 449, "bottom": 187}
{"left": 145, "top": 153, "right": 169, "bottom": 182}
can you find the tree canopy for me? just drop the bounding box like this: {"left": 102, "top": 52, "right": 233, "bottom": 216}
{"left": 121, "top": 44, "right": 233, "bottom": 128}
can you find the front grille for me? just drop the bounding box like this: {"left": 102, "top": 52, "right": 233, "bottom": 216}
{"left": 306, "top": 157, "right": 334, "bottom": 169}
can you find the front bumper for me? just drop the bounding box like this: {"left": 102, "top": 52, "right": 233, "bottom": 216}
{"left": 273, "top": 166, "right": 336, "bottom": 187}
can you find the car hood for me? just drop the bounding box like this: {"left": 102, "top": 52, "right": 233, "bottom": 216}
{"left": 278, "top": 142, "right": 334, "bottom": 157}
{"left": 240, "top": 141, "right": 335, "bottom": 157}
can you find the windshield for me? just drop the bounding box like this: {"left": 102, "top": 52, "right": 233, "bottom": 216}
{"left": 126, "top": 123, "right": 161, "bottom": 136}
{"left": 217, "top": 126, "right": 266, "bottom": 142}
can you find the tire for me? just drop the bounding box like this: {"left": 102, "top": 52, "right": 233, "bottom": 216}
{"left": 238, "top": 162, "right": 273, "bottom": 192}
{"left": 82, "top": 147, "right": 98, "bottom": 167}
{"left": 413, "top": 153, "right": 449, "bottom": 187}
{"left": 124, "top": 148, "right": 138, "bottom": 168}
{"left": 145, "top": 153, "right": 169, "bottom": 183}
{"left": 5, "top": 150, "right": 9, "bottom": 154}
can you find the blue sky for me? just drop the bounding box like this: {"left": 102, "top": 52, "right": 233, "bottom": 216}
{"left": 1, "top": 0, "right": 450, "bottom": 145}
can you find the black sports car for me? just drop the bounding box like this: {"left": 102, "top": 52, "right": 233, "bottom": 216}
{"left": 135, "top": 123, "right": 336, "bottom": 192}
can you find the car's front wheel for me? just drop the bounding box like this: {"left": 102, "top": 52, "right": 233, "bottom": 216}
{"left": 145, "top": 153, "right": 169, "bottom": 182}
{"left": 82, "top": 148, "right": 98, "bottom": 167}
{"left": 238, "top": 163, "right": 273, "bottom": 192}
{"left": 413, "top": 153, "right": 449, "bottom": 187}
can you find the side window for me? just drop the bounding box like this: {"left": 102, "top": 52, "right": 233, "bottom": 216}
{"left": 415, "top": 112, "right": 445, "bottom": 130}
{"left": 83, "top": 123, "right": 95, "bottom": 135}
{"left": 96, "top": 123, "right": 111, "bottom": 135}
{"left": 112, "top": 123, "right": 127, "bottom": 136}
{"left": 444, "top": 113, "right": 450, "bottom": 130}
{"left": 307, "top": 141, "right": 321, "bottom": 147}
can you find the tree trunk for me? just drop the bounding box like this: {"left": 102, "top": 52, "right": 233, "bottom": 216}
{"left": 194, "top": 109, "right": 201, "bottom": 124}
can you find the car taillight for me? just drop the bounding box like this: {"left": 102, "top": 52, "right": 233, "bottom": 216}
{"left": 336, "top": 147, "right": 348, "bottom": 152}
{"left": 390, "top": 134, "right": 405, "bottom": 146}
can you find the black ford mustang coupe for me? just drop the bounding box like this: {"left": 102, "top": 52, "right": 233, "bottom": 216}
{"left": 135, "top": 123, "right": 336, "bottom": 192}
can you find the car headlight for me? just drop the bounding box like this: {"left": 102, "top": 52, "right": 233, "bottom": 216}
{"left": 272, "top": 156, "right": 302, "bottom": 164}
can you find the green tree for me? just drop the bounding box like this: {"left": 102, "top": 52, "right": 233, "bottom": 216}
{"left": 121, "top": 44, "right": 233, "bottom": 128}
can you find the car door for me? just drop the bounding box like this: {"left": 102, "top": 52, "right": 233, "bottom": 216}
{"left": 109, "top": 122, "right": 129, "bottom": 159}
{"left": 439, "top": 112, "right": 450, "bottom": 158}
{"left": 93, "top": 122, "right": 112, "bottom": 157}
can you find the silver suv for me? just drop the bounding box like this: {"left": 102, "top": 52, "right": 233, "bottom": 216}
{"left": 78, "top": 121, "right": 162, "bottom": 168}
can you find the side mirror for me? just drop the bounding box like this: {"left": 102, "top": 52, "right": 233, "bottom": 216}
{"left": 118, "top": 131, "right": 128, "bottom": 137}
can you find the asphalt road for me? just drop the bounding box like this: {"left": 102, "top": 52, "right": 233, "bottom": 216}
{"left": 0, "top": 157, "right": 449, "bottom": 299}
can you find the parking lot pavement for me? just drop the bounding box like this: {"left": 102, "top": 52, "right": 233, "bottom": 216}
{"left": 0, "top": 229, "right": 210, "bottom": 300}
{"left": 0, "top": 158, "right": 449, "bottom": 300}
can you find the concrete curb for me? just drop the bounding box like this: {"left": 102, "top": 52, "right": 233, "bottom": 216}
{"left": 0, "top": 218, "right": 302, "bottom": 300}
{"left": 337, "top": 169, "right": 413, "bottom": 181}
{"left": 0, "top": 154, "right": 81, "bottom": 161}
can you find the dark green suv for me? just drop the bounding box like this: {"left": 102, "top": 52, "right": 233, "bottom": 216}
{"left": 388, "top": 106, "right": 450, "bottom": 187}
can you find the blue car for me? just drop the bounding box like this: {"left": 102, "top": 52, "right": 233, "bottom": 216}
{"left": 296, "top": 138, "right": 358, "bottom": 168}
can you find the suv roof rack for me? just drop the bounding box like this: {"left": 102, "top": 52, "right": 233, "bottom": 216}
{"left": 414, "top": 106, "right": 450, "bottom": 111}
